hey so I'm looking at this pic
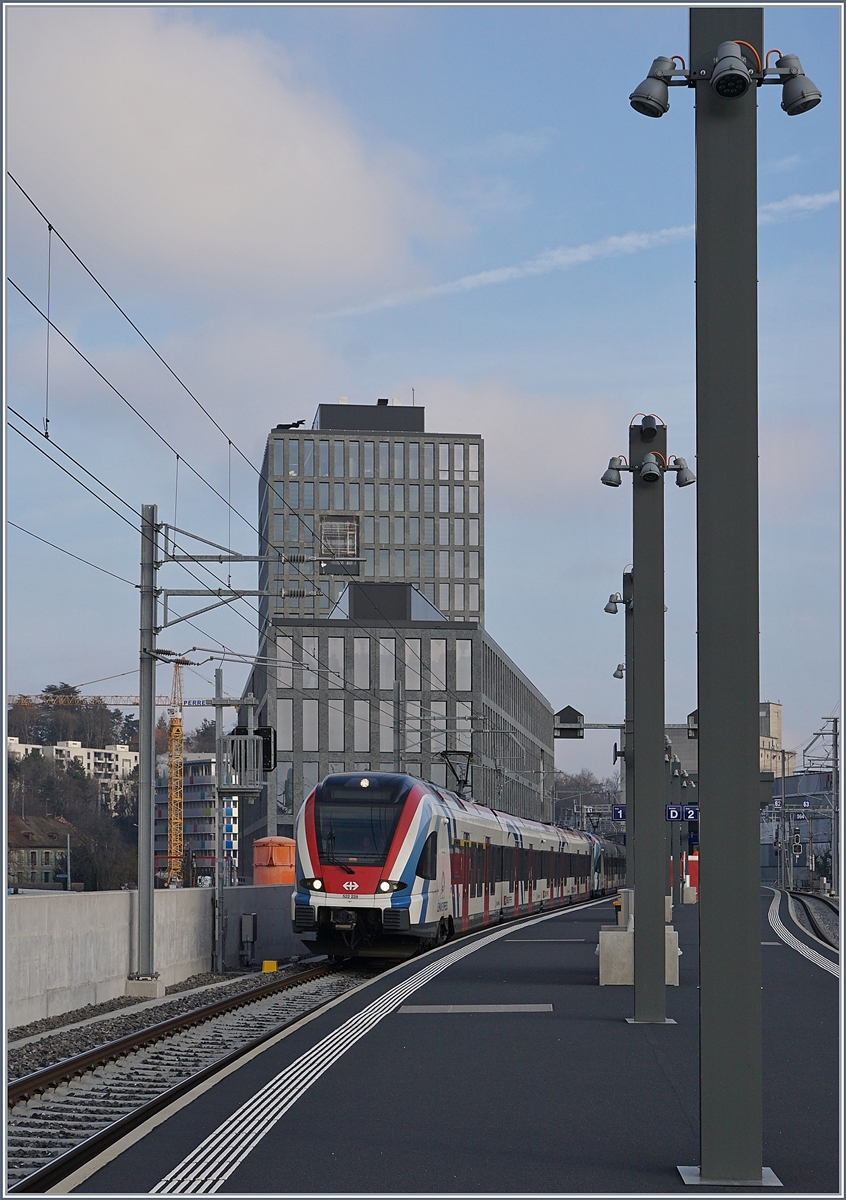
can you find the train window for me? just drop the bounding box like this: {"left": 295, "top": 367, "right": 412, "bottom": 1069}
{"left": 315, "top": 779, "right": 412, "bottom": 866}
{"left": 415, "top": 831, "right": 438, "bottom": 880}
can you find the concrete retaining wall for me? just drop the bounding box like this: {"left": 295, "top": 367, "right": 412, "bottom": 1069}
{"left": 6, "top": 888, "right": 213, "bottom": 1028}
{"left": 221, "top": 886, "right": 311, "bottom": 968}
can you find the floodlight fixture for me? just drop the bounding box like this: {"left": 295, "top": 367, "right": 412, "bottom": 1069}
{"left": 601, "top": 456, "right": 626, "bottom": 487}
{"left": 605, "top": 593, "right": 622, "bottom": 615}
{"left": 670, "top": 456, "right": 697, "bottom": 487}
{"left": 629, "top": 45, "right": 821, "bottom": 120}
{"left": 640, "top": 452, "right": 662, "bottom": 483}
{"left": 711, "top": 41, "right": 753, "bottom": 98}
{"left": 629, "top": 56, "right": 675, "bottom": 117}
{"left": 776, "top": 54, "right": 822, "bottom": 115}
{"left": 613, "top": 664, "right": 625, "bottom": 680}
{"left": 640, "top": 415, "right": 659, "bottom": 442}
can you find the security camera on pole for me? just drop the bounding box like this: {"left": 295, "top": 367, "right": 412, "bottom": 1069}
{"left": 628, "top": 7, "right": 821, "bottom": 1187}
{"left": 601, "top": 416, "right": 695, "bottom": 1024}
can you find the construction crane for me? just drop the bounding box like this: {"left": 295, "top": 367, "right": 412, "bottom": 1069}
{"left": 165, "top": 661, "right": 186, "bottom": 888}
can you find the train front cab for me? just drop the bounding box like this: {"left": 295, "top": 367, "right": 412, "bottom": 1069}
{"left": 292, "top": 774, "right": 451, "bottom": 958}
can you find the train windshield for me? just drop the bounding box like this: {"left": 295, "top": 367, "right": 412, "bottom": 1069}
{"left": 314, "top": 778, "right": 411, "bottom": 866}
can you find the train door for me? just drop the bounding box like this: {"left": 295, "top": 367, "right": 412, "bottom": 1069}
{"left": 483, "top": 839, "right": 490, "bottom": 925}
{"left": 527, "top": 846, "right": 534, "bottom": 915}
{"left": 461, "top": 843, "right": 470, "bottom": 931}
{"left": 513, "top": 841, "right": 519, "bottom": 918}
{"left": 436, "top": 820, "right": 450, "bottom": 928}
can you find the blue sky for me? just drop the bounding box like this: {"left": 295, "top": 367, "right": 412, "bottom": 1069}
{"left": 4, "top": 4, "right": 841, "bottom": 776}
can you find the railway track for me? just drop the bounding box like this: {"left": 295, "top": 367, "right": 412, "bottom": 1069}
{"left": 6, "top": 962, "right": 377, "bottom": 1193}
{"left": 6, "top": 897, "right": 619, "bottom": 1193}
{"left": 787, "top": 890, "right": 839, "bottom": 951}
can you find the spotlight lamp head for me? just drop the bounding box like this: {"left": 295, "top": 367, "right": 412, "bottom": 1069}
{"left": 629, "top": 56, "right": 674, "bottom": 118}
{"left": 639, "top": 415, "right": 659, "bottom": 442}
{"left": 776, "top": 55, "right": 822, "bottom": 115}
{"left": 711, "top": 41, "right": 753, "bottom": 99}
{"left": 601, "top": 456, "right": 624, "bottom": 487}
{"left": 604, "top": 593, "right": 622, "bottom": 615}
{"left": 671, "top": 456, "right": 697, "bottom": 487}
{"left": 640, "top": 453, "right": 662, "bottom": 483}
{"left": 613, "top": 664, "right": 625, "bottom": 680}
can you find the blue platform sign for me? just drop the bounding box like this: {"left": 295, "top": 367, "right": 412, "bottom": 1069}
{"left": 802, "top": 799, "right": 811, "bottom": 808}
{"left": 682, "top": 805, "right": 699, "bottom": 822}
{"left": 773, "top": 798, "right": 782, "bottom": 808}
{"left": 612, "top": 805, "right": 626, "bottom": 821}
{"left": 666, "top": 805, "right": 682, "bottom": 821}
{"left": 688, "top": 831, "right": 699, "bottom": 846}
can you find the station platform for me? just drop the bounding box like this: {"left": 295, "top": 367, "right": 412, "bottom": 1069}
{"left": 73, "top": 889, "right": 839, "bottom": 1196}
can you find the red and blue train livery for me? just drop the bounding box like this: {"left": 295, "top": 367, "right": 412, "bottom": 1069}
{"left": 292, "top": 772, "right": 625, "bottom": 958}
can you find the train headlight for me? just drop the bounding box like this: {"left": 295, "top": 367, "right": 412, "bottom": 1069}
{"left": 300, "top": 878, "right": 324, "bottom": 891}
{"left": 377, "top": 880, "right": 407, "bottom": 892}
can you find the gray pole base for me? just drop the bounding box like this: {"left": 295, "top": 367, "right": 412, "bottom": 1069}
{"left": 625, "top": 1017, "right": 677, "bottom": 1024}
{"left": 678, "top": 1167, "right": 782, "bottom": 1187}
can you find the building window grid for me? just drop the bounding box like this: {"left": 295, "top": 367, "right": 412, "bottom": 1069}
{"left": 273, "top": 436, "right": 482, "bottom": 616}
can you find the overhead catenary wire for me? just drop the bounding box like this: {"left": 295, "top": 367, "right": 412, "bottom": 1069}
{"left": 4, "top": 185, "right": 478, "bottom": 709}
{"left": 7, "top": 521, "right": 137, "bottom": 586}
{"left": 43, "top": 223, "right": 53, "bottom": 438}
{"left": 7, "top": 275, "right": 478, "bottom": 717}
{"left": 8, "top": 187, "right": 541, "bottom": 790}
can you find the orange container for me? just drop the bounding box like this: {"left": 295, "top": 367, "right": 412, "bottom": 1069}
{"left": 253, "top": 836, "right": 296, "bottom": 885}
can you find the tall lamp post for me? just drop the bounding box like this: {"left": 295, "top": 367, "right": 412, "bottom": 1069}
{"left": 602, "top": 417, "right": 694, "bottom": 1023}
{"left": 628, "top": 7, "right": 821, "bottom": 1187}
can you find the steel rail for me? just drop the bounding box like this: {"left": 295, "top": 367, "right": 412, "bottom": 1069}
{"left": 7, "top": 963, "right": 335, "bottom": 1107}
{"left": 7, "top": 893, "right": 616, "bottom": 1194}
{"left": 7, "top": 983, "right": 346, "bottom": 1195}
{"left": 786, "top": 891, "right": 839, "bottom": 951}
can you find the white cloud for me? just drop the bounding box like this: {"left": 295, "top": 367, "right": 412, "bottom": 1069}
{"left": 329, "top": 190, "right": 839, "bottom": 318}
{"left": 6, "top": 7, "right": 448, "bottom": 298}
{"left": 757, "top": 190, "right": 839, "bottom": 225}
{"left": 764, "top": 154, "right": 801, "bottom": 174}
{"left": 411, "top": 377, "right": 620, "bottom": 511}
{"left": 327, "top": 224, "right": 694, "bottom": 317}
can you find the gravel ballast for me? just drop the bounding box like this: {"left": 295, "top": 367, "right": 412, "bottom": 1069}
{"left": 7, "top": 963, "right": 317, "bottom": 1081}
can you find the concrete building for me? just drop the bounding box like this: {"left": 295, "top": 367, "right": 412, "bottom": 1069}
{"left": 154, "top": 754, "right": 240, "bottom": 885}
{"left": 665, "top": 702, "right": 796, "bottom": 778}
{"left": 239, "top": 401, "right": 554, "bottom": 876}
{"left": 265, "top": 581, "right": 554, "bottom": 835}
{"left": 7, "top": 814, "right": 76, "bottom": 889}
{"left": 8, "top": 737, "right": 138, "bottom": 811}
{"left": 257, "top": 400, "right": 484, "bottom": 629}
{"left": 759, "top": 701, "right": 796, "bottom": 777}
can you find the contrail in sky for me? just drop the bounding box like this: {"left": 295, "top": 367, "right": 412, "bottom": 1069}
{"left": 325, "top": 190, "right": 838, "bottom": 319}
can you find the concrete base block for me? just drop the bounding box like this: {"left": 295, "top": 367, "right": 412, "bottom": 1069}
{"left": 125, "top": 977, "right": 166, "bottom": 999}
{"left": 665, "top": 926, "right": 679, "bottom": 986}
{"left": 665, "top": 895, "right": 673, "bottom": 923}
{"left": 678, "top": 1166, "right": 782, "bottom": 1187}
{"left": 683, "top": 886, "right": 698, "bottom": 905}
{"left": 599, "top": 928, "right": 633, "bottom": 985}
{"left": 599, "top": 926, "right": 680, "bottom": 986}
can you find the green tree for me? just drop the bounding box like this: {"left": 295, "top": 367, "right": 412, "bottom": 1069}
{"left": 185, "top": 718, "right": 216, "bottom": 752}
{"left": 7, "top": 753, "right": 137, "bottom": 889}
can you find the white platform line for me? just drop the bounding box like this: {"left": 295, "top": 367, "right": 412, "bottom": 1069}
{"left": 767, "top": 889, "right": 839, "bottom": 978}
{"left": 151, "top": 897, "right": 611, "bottom": 1194}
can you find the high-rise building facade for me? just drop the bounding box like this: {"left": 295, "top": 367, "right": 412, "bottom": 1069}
{"left": 257, "top": 401, "right": 484, "bottom": 628}
{"left": 242, "top": 400, "right": 554, "bottom": 880}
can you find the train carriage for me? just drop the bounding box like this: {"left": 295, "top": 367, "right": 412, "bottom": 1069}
{"left": 292, "top": 772, "right": 623, "bottom": 958}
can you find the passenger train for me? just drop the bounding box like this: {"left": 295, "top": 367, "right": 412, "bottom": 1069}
{"left": 292, "top": 772, "right": 626, "bottom": 958}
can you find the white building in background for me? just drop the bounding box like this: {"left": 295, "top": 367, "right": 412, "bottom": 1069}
{"left": 7, "top": 738, "right": 139, "bottom": 811}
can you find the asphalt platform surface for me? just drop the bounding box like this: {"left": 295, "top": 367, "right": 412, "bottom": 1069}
{"left": 74, "top": 890, "right": 839, "bottom": 1196}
